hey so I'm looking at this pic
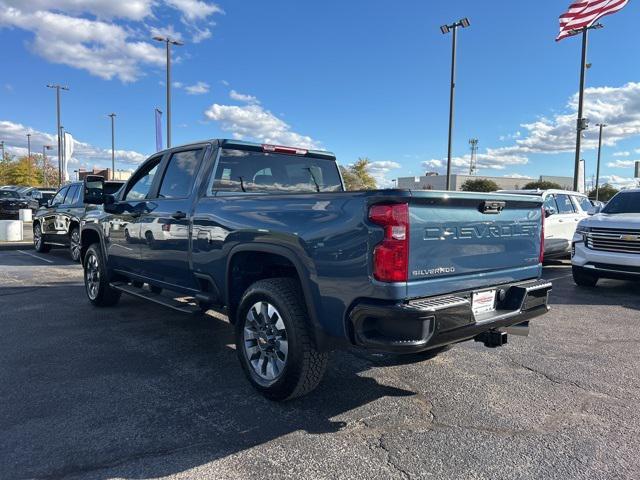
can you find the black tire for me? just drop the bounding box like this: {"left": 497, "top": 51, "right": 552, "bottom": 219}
{"left": 572, "top": 266, "right": 598, "bottom": 287}
{"left": 84, "top": 243, "right": 121, "bottom": 307}
{"left": 69, "top": 227, "right": 81, "bottom": 262}
{"left": 33, "top": 223, "right": 50, "bottom": 253}
{"left": 235, "top": 278, "right": 328, "bottom": 401}
{"left": 131, "top": 280, "right": 144, "bottom": 288}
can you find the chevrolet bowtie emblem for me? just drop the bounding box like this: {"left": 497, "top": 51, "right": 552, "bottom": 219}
{"left": 620, "top": 234, "right": 640, "bottom": 241}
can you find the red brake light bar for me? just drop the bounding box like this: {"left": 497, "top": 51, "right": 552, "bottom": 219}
{"left": 262, "top": 144, "right": 308, "bottom": 155}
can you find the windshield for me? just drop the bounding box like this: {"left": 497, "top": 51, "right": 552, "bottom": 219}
{"left": 0, "top": 190, "right": 19, "bottom": 199}
{"left": 212, "top": 149, "right": 343, "bottom": 194}
{"left": 602, "top": 191, "right": 640, "bottom": 214}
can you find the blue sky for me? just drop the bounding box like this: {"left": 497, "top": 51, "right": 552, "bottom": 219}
{"left": 1, "top": 0, "right": 639, "bottom": 188}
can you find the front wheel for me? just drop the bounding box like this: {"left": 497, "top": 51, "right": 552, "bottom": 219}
{"left": 572, "top": 266, "right": 598, "bottom": 287}
{"left": 235, "top": 278, "right": 328, "bottom": 401}
{"left": 33, "top": 223, "right": 50, "bottom": 253}
{"left": 84, "top": 244, "right": 121, "bottom": 307}
{"left": 69, "top": 227, "right": 81, "bottom": 262}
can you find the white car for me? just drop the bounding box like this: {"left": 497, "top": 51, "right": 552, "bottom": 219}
{"left": 572, "top": 188, "right": 640, "bottom": 286}
{"left": 498, "top": 189, "right": 594, "bottom": 259}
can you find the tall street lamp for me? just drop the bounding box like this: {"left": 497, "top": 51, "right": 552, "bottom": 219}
{"left": 153, "top": 35, "right": 184, "bottom": 148}
{"left": 27, "top": 133, "right": 32, "bottom": 181}
{"left": 46, "top": 84, "right": 69, "bottom": 187}
{"left": 108, "top": 113, "right": 116, "bottom": 178}
{"left": 594, "top": 123, "right": 607, "bottom": 202}
{"left": 42, "top": 145, "right": 52, "bottom": 186}
{"left": 569, "top": 23, "right": 603, "bottom": 192}
{"left": 440, "top": 18, "right": 471, "bottom": 191}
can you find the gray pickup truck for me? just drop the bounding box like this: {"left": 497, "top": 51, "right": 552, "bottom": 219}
{"left": 80, "top": 139, "right": 551, "bottom": 400}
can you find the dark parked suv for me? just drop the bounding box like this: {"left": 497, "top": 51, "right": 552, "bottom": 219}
{"left": 0, "top": 189, "right": 39, "bottom": 218}
{"left": 33, "top": 180, "right": 123, "bottom": 261}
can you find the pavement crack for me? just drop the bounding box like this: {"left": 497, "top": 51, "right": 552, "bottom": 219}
{"left": 373, "top": 434, "right": 411, "bottom": 479}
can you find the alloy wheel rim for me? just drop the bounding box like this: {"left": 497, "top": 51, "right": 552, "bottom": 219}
{"left": 34, "top": 226, "right": 41, "bottom": 249}
{"left": 243, "top": 301, "right": 289, "bottom": 381}
{"left": 71, "top": 231, "right": 80, "bottom": 260}
{"left": 85, "top": 253, "right": 100, "bottom": 300}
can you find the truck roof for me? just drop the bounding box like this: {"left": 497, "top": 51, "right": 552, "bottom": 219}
{"left": 155, "top": 138, "right": 336, "bottom": 160}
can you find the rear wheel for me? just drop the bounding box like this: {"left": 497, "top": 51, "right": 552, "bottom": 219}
{"left": 572, "top": 266, "right": 598, "bottom": 287}
{"left": 235, "top": 278, "right": 328, "bottom": 401}
{"left": 33, "top": 223, "right": 50, "bottom": 253}
{"left": 69, "top": 227, "right": 81, "bottom": 262}
{"left": 84, "top": 244, "right": 121, "bottom": 307}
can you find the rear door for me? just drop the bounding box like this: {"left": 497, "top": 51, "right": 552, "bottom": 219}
{"left": 542, "top": 194, "right": 565, "bottom": 255}
{"left": 553, "top": 193, "right": 578, "bottom": 254}
{"left": 57, "top": 184, "right": 80, "bottom": 242}
{"left": 138, "top": 146, "right": 206, "bottom": 289}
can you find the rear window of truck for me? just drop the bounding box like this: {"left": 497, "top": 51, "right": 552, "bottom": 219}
{"left": 211, "top": 149, "right": 343, "bottom": 194}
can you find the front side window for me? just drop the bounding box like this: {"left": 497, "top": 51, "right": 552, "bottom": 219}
{"left": 211, "top": 149, "right": 342, "bottom": 194}
{"left": 125, "top": 158, "right": 161, "bottom": 201}
{"left": 555, "top": 194, "right": 575, "bottom": 214}
{"left": 51, "top": 187, "right": 68, "bottom": 206}
{"left": 603, "top": 192, "right": 640, "bottom": 214}
{"left": 63, "top": 185, "right": 79, "bottom": 205}
{"left": 157, "top": 149, "right": 203, "bottom": 199}
{"left": 543, "top": 195, "right": 558, "bottom": 215}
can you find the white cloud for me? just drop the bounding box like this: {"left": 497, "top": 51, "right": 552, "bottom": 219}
{"left": 184, "top": 81, "right": 209, "bottom": 95}
{"left": 0, "top": 119, "right": 147, "bottom": 168}
{"left": 0, "top": 1, "right": 223, "bottom": 81}
{"left": 601, "top": 175, "right": 640, "bottom": 190}
{"left": 421, "top": 149, "right": 528, "bottom": 174}
{"left": 204, "top": 103, "right": 320, "bottom": 149}
{"left": 229, "top": 90, "right": 260, "bottom": 104}
{"left": 367, "top": 160, "right": 402, "bottom": 188}
{"left": 613, "top": 151, "right": 631, "bottom": 157}
{"left": 607, "top": 159, "right": 639, "bottom": 168}
{"left": 503, "top": 173, "right": 532, "bottom": 179}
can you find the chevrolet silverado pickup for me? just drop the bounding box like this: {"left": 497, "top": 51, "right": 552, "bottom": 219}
{"left": 80, "top": 139, "right": 551, "bottom": 400}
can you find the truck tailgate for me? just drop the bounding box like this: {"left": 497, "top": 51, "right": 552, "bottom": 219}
{"left": 407, "top": 191, "right": 543, "bottom": 297}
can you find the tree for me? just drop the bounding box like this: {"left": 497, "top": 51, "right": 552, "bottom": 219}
{"left": 339, "top": 158, "right": 377, "bottom": 190}
{"left": 0, "top": 155, "right": 55, "bottom": 187}
{"left": 460, "top": 178, "right": 499, "bottom": 192}
{"left": 588, "top": 183, "right": 619, "bottom": 202}
{"left": 522, "top": 180, "right": 562, "bottom": 190}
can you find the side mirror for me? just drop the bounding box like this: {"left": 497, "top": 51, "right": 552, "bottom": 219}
{"left": 103, "top": 194, "right": 118, "bottom": 213}
{"left": 84, "top": 175, "right": 105, "bottom": 205}
{"left": 544, "top": 208, "right": 553, "bottom": 218}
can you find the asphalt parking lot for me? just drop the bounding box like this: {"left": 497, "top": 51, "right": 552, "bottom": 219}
{"left": 1, "top": 249, "right": 639, "bottom": 480}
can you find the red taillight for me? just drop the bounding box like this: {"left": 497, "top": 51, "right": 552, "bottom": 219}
{"left": 539, "top": 206, "right": 545, "bottom": 263}
{"left": 162, "top": 223, "right": 171, "bottom": 232}
{"left": 262, "top": 144, "right": 308, "bottom": 155}
{"left": 369, "top": 203, "right": 409, "bottom": 282}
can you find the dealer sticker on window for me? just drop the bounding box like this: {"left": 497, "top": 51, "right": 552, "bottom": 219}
{"left": 472, "top": 289, "right": 497, "bottom": 316}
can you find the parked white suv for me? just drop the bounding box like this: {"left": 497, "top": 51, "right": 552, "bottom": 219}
{"left": 572, "top": 188, "right": 640, "bottom": 286}
{"left": 498, "top": 189, "right": 594, "bottom": 259}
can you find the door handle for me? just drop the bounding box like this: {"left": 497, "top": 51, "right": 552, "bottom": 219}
{"left": 171, "top": 211, "right": 187, "bottom": 220}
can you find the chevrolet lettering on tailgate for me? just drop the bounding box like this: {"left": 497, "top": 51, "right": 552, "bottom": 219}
{"left": 424, "top": 222, "right": 539, "bottom": 241}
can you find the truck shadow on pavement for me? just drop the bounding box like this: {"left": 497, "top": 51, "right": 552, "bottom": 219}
{"left": 0, "top": 284, "right": 416, "bottom": 479}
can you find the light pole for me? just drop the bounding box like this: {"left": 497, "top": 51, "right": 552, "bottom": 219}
{"left": 60, "top": 126, "right": 65, "bottom": 185}
{"left": 46, "top": 84, "right": 69, "bottom": 187}
{"left": 569, "top": 23, "right": 603, "bottom": 192}
{"left": 42, "top": 145, "right": 52, "bottom": 186}
{"left": 0, "top": 140, "right": 4, "bottom": 180}
{"left": 440, "top": 18, "right": 471, "bottom": 191}
{"left": 27, "top": 133, "right": 32, "bottom": 182}
{"left": 594, "top": 123, "right": 607, "bottom": 202}
{"left": 108, "top": 113, "right": 116, "bottom": 178}
{"left": 153, "top": 35, "right": 184, "bottom": 148}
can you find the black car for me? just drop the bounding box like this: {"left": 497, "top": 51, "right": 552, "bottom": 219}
{"left": 0, "top": 189, "right": 39, "bottom": 218}
{"left": 32, "top": 180, "right": 124, "bottom": 261}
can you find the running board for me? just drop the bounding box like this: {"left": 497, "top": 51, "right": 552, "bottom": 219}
{"left": 109, "top": 282, "right": 201, "bottom": 314}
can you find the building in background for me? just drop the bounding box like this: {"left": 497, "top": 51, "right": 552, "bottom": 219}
{"left": 78, "top": 168, "right": 132, "bottom": 181}
{"left": 396, "top": 173, "right": 573, "bottom": 191}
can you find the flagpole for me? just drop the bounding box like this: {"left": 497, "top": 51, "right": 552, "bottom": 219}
{"left": 573, "top": 27, "right": 588, "bottom": 192}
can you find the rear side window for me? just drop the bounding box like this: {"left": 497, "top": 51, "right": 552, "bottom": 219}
{"left": 158, "top": 149, "right": 203, "bottom": 199}
{"left": 63, "top": 185, "right": 78, "bottom": 205}
{"left": 69, "top": 185, "right": 82, "bottom": 205}
{"left": 51, "top": 187, "right": 68, "bottom": 206}
{"left": 555, "top": 194, "right": 575, "bottom": 214}
{"left": 571, "top": 195, "right": 592, "bottom": 212}
{"left": 211, "top": 149, "right": 342, "bottom": 194}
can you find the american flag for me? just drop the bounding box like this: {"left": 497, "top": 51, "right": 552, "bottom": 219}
{"left": 556, "top": 0, "right": 629, "bottom": 41}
